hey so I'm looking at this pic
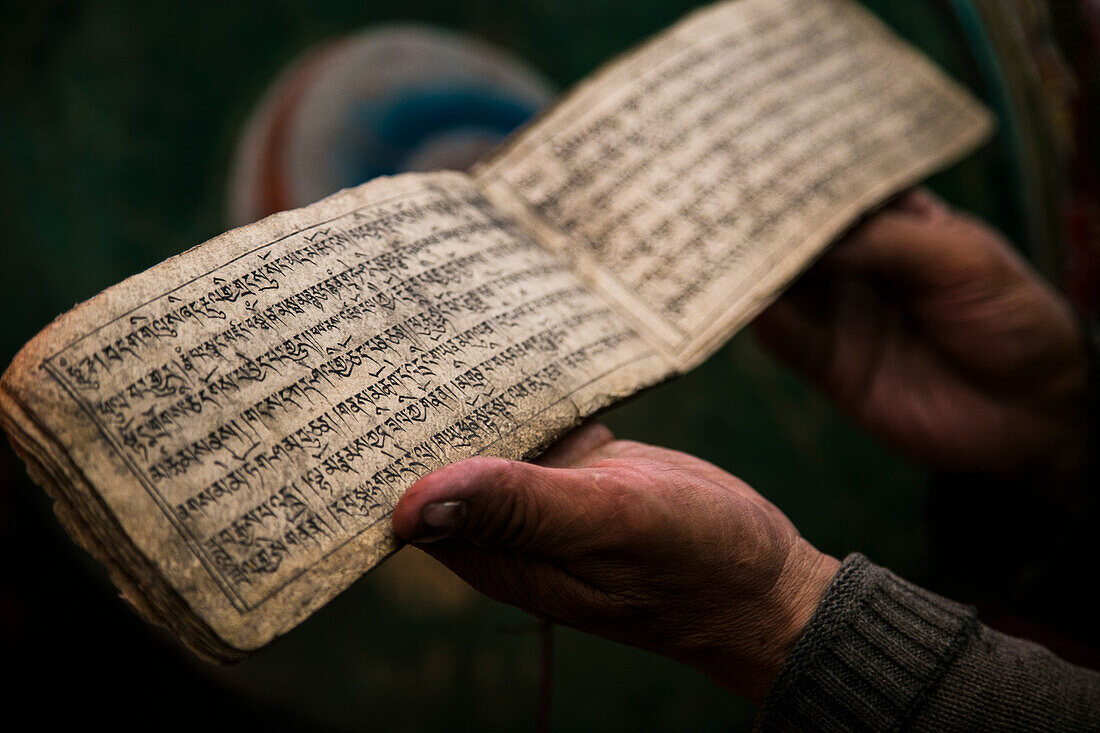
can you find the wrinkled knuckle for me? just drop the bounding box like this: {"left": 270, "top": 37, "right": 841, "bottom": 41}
{"left": 465, "top": 464, "right": 544, "bottom": 548}
{"left": 611, "top": 473, "right": 674, "bottom": 538}
{"left": 467, "top": 487, "right": 517, "bottom": 545}
{"left": 564, "top": 469, "right": 655, "bottom": 543}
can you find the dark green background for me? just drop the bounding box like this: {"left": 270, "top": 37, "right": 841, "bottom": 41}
{"left": 0, "top": 1, "right": 1020, "bottom": 730}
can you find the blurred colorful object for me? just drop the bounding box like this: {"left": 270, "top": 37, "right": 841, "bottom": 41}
{"left": 227, "top": 26, "right": 553, "bottom": 227}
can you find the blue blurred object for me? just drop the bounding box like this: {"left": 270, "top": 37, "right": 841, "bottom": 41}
{"left": 347, "top": 85, "right": 541, "bottom": 182}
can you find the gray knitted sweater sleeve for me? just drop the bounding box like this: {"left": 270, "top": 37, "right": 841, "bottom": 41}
{"left": 755, "top": 554, "right": 1100, "bottom": 731}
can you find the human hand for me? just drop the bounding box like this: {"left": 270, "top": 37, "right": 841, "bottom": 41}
{"left": 754, "top": 190, "right": 1088, "bottom": 489}
{"left": 392, "top": 423, "right": 839, "bottom": 704}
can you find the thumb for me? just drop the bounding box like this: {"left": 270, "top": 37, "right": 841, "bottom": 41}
{"left": 392, "top": 455, "right": 615, "bottom": 556}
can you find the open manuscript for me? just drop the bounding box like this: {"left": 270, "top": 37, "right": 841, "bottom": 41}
{"left": 0, "top": 0, "right": 993, "bottom": 661}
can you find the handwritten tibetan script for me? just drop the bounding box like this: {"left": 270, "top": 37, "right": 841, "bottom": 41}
{"left": 40, "top": 175, "right": 663, "bottom": 611}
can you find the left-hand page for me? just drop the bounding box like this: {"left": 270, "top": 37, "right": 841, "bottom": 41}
{"left": 0, "top": 171, "right": 669, "bottom": 660}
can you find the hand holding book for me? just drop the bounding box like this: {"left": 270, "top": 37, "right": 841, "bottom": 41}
{"left": 755, "top": 189, "right": 1088, "bottom": 489}
{"left": 391, "top": 197, "right": 1092, "bottom": 706}
{"left": 393, "top": 421, "right": 840, "bottom": 705}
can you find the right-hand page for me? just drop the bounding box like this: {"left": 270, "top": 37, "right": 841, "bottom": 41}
{"left": 474, "top": 0, "right": 994, "bottom": 370}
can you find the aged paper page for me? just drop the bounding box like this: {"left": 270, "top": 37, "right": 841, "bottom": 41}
{"left": 475, "top": 0, "right": 994, "bottom": 369}
{"left": 0, "top": 171, "right": 669, "bottom": 655}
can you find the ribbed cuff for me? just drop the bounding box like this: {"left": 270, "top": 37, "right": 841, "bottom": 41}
{"left": 755, "top": 554, "right": 979, "bottom": 732}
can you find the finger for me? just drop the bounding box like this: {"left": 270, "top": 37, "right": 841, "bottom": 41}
{"left": 578, "top": 438, "right": 760, "bottom": 501}
{"left": 534, "top": 421, "right": 615, "bottom": 468}
{"left": 883, "top": 187, "right": 947, "bottom": 219}
{"left": 392, "top": 457, "right": 633, "bottom": 555}
{"left": 824, "top": 208, "right": 1004, "bottom": 294}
